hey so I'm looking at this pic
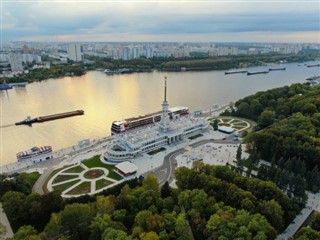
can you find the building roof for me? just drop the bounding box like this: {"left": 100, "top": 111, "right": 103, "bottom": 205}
{"left": 218, "top": 126, "right": 234, "bottom": 134}
{"left": 115, "top": 161, "right": 138, "bottom": 174}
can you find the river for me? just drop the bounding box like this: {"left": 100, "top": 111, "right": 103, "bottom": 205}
{"left": 1, "top": 62, "right": 319, "bottom": 166}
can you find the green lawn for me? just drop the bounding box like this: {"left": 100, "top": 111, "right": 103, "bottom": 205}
{"left": 23, "top": 172, "right": 41, "bottom": 187}
{"left": 229, "top": 119, "right": 243, "bottom": 124}
{"left": 219, "top": 118, "right": 232, "bottom": 122}
{"left": 96, "top": 178, "right": 113, "bottom": 190}
{"left": 53, "top": 174, "right": 79, "bottom": 184}
{"left": 63, "top": 165, "right": 84, "bottom": 173}
{"left": 53, "top": 179, "right": 81, "bottom": 194}
{"left": 43, "top": 165, "right": 72, "bottom": 194}
{"left": 66, "top": 181, "right": 91, "bottom": 195}
{"left": 82, "top": 155, "right": 123, "bottom": 181}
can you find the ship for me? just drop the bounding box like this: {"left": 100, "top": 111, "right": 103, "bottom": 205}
{"left": 225, "top": 70, "right": 247, "bottom": 75}
{"left": 17, "top": 146, "right": 53, "bottom": 162}
{"left": 0, "top": 83, "right": 13, "bottom": 90}
{"left": 306, "top": 75, "right": 320, "bottom": 81}
{"left": 15, "top": 110, "right": 84, "bottom": 125}
{"left": 111, "top": 106, "right": 189, "bottom": 135}
{"left": 269, "top": 67, "right": 286, "bottom": 71}
{"left": 307, "top": 64, "right": 320, "bottom": 68}
{"left": 247, "top": 70, "right": 269, "bottom": 75}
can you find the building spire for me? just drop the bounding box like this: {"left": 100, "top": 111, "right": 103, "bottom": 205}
{"left": 164, "top": 76, "right": 167, "bottom": 102}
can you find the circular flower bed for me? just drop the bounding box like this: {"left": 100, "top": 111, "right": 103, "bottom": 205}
{"left": 84, "top": 169, "right": 104, "bottom": 179}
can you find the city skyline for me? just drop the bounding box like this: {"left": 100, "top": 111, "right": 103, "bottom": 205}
{"left": 2, "top": 0, "right": 320, "bottom": 43}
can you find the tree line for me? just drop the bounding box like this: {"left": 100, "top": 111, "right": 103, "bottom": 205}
{"left": 2, "top": 163, "right": 302, "bottom": 240}
{"left": 221, "top": 83, "right": 320, "bottom": 194}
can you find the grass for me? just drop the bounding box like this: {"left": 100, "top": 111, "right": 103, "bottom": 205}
{"left": 53, "top": 179, "right": 81, "bottom": 194}
{"left": 96, "top": 178, "right": 113, "bottom": 190}
{"left": 189, "top": 134, "right": 203, "bottom": 140}
{"left": 148, "top": 147, "right": 166, "bottom": 155}
{"left": 66, "top": 181, "right": 91, "bottom": 195}
{"left": 232, "top": 126, "right": 244, "bottom": 130}
{"left": 82, "top": 155, "right": 123, "bottom": 181}
{"left": 63, "top": 165, "right": 84, "bottom": 173}
{"left": 42, "top": 165, "right": 72, "bottom": 194}
{"left": 23, "top": 172, "right": 41, "bottom": 187}
{"left": 53, "top": 174, "right": 79, "bottom": 184}
{"left": 219, "top": 118, "right": 233, "bottom": 122}
{"left": 229, "top": 119, "right": 243, "bottom": 124}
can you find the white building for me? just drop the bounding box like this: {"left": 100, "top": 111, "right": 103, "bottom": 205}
{"left": 67, "top": 43, "right": 83, "bottom": 62}
{"left": 9, "top": 53, "right": 23, "bottom": 72}
{"left": 103, "top": 79, "right": 209, "bottom": 163}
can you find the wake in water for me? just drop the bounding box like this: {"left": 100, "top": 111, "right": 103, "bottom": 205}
{"left": 0, "top": 124, "right": 15, "bottom": 128}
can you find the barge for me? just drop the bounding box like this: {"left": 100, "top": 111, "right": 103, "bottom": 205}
{"left": 247, "top": 70, "right": 269, "bottom": 76}
{"left": 15, "top": 110, "right": 84, "bottom": 125}
{"left": 269, "top": 67, "right": 286, "bottom": 71}
{"left": 224, "top": 70, "right": 247, "bottom": 75}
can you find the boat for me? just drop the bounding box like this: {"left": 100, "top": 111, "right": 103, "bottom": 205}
{"left": 111, "top": 106, "right": 189, "bottom": 134}
{"left": 0, "top": 83, "right": 13, "bottom": 90}
{"left": 8, "top": 82, "right": 28, "bottom": 87}
{"left": 306, "top": 75, "right": 320, "bottom": 81}
{"left": 225, "top": 70, "right": 247, "bottom": 75}
{"left": 307, "top": 64, "right": 320, "bottom": 68}
{"left": 247, "top": 70, "right": 269, "bottom": 75}
{"left": 269, "top": 67, "right": 286, "bottom": 71}
{"left": 17, "top": 146, "right": 53, "bottom": 162}
{"left": 15, "top": 110, "right": 84, "bottom": 125}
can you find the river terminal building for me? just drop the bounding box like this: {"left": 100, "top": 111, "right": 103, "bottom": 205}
{"left": 103, "top": 78, "right": 209, "bottom": 163}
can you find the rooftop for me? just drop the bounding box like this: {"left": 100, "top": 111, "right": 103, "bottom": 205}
{"left": 115, "top": 161, "right": 138, "bottom": 174}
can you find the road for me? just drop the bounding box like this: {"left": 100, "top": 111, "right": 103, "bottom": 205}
{"left": 152, "top": 138, "right": 239, "bottom": 186}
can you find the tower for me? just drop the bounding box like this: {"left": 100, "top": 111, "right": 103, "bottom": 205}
{"left": 159, "top": 77, "right": 170, "bottom": 133}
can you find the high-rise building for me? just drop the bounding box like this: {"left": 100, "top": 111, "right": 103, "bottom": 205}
{"left": 67, "top": 44, "right": 83, "bottom": 62}
{"left": 9, "top": 53, "right": 23, "bottom": 72}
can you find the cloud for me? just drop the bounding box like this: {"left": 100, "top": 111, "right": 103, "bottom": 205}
{"left": 2, "top": 1, "right": 320, "bottom": 42}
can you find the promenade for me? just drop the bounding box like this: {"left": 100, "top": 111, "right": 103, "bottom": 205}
{"left": 276, "top": 192, "right": 320, "bottom": 240}
{"left": 0, "top": 202, "right": 13, "bottom": 239}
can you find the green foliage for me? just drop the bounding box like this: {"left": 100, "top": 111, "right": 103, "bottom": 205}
{"left": 229, "top": 84, "right": 320, "bottom": 193}
{"left": 1, "top": 64, "right": 85, "bottom": 84}
{"left": 11, "top": 225, "right": 40, "bottom": 240}
{"left": 294, "top": 227, "right": 320, "bottom": 240}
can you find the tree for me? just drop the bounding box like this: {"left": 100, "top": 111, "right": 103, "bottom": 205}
{"left": 96, "top": 195, "right": 115, "bottom": 215}
{"left": 102, "top": 228, "right": 130, "bottom": 240}
{"left": 213, "top": 119, "right": 219, "bottom": 131}
{"left": 11, "top": 225, "right": 40, "bottom": 240}
{"left": 259, "top": 200, "right": 284, "bottom": 231}
{"left": 258, "top": 110, "right": 276, "bottom": 128}
{"left": 161, "top": 181, "right": 171, "bottom": 198}
{"left": 142, "top": 174, "right": 160, "bottom": 195}
{"left": 175, "top": 213, "right": 191, "bottom": 240}
{"left": 60, "top": 203, "right": 96, "bottom": 239}
{"left": 140, "top": 231, "right": 160, "bottom": 240}
{"left": 1, "top": 191, "right": 26, "bottom": 223}
{"left": 41, "top": 213, "right": 62, "bottom": 240}
{"left": 0, "top": 223, "right": 7, "bottom": 240}
{"left": 236, "top": 144, "right": 242, "bottom": 161}
{"left": 134, "top": 210, "right": 153, "bottom": 230}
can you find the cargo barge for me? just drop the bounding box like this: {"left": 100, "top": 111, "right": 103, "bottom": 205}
{"left": 307, "top": 64, "right": 320, "bottom": 68}
{"left": 247, "top": 70, "right": 269, "bottom": 76}
{"left": 15, "top": 110, "right": 84, "bottom": 125}
{"left": 224, "top": 70, "right": 247, "bottom": 75}
{"left": 269, "top": 67, "right": 286, "bottom": 71}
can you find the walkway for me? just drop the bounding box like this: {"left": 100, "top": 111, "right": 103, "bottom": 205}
{"left": 277, "top": 192, "right": 320, "bottom": 239}
{"left": 0, "top": 202, "right": 13, "bottom": 239}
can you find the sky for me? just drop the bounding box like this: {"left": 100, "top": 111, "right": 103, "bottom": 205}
{"left": 2, "top": 0, "right": 320, "bottom": 43}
